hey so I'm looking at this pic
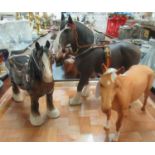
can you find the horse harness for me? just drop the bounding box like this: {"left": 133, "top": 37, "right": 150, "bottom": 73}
{"left": 9, "top": 51, "right": 43, "bottom": 85}
{"left": 66, "top": 23, "right": 112, "bottom": 69}
{"left": 9, "top": 55, "right": 31, "bottom": 88}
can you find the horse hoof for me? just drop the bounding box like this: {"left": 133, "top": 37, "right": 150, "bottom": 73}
{"left": 81, "top": 91, "right": 90, "bottom": 97}
{"left": 111, "top": 134, "right": 119, "bottom": 142}
{"left": 47, "top": 108, "right": 60, "bottom": 119}
{"left": 13, "top": 92, "right": 24, "bottom": 102}
{"left": 105, "top": 133, "right": 119, "bottom": 142}
{"left": 111, "top": 133, "right": 119, "bottom": 142}
{"left": 69, "top": 97, "right": 81, "bottom": 106}
{"left": 81, "top": 86, "right": 90, "bottom": 97}
{"left": 30, "top": 114, "right": 46, "bottom": 126}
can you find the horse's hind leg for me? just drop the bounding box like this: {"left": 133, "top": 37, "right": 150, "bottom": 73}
{"left": 30, "top": 96, "right": 46, "bottom": 126}
{"left": 141, "top": 75, "right": 154, "bottom": 112}
{"left": 69, "top": 73, "right": 90, "bottom": 105}
{"left": 46, "top": 90, "right": 60, "bottom": 119}
{"left": 11, "top": 79, "right": 23, "bottom": 102}
{"left": 141, "top": 90, "right": 149, "bottom": 112}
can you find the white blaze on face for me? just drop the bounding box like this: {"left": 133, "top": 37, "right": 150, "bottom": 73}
{"left": 111, "top": 72, "right": 117, "bottom": 82}
{"left": 107, "top": 80, "right": 111, "bottom": 85}
{"left": 42, "top": 52, "right": 53, "bottom": 83}
{"left": 104, "top": 68, "right": 117, "bottom": 82}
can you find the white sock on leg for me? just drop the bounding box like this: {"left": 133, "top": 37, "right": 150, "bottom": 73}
{"left": 13, "top": 92, "right": 24, "bottom": 102}
{"left": 47, "top": 108, "right": 60, "bottom": 118}
{"left": 82, "top": 85, "right": 90, "bottom": 97}
{"left": 69, "top": 92, "right": 82, "bottom": 105}
{"left": 30, "top": 114, "right": 46, "bottom": 126}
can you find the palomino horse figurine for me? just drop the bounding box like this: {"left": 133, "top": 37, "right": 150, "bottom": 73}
{"left": 98, "top": 64, "right": 155, "bottom": 141}
{"left": 8, "top": 41, "right": 60, "bottom": 126}
{"left": 53, "top": 15, "right": 141, "bottom": 106}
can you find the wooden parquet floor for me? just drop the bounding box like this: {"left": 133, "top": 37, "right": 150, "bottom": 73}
{"left": 1, "top": 81, "right": 155, "bottom": 142}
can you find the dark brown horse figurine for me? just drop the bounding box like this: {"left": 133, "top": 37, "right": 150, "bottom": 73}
{"left": 53, "top": 15, "right": 141, "bottom": 106}
{"left": 8, "top": 41, "right": 60, "bottom": 126}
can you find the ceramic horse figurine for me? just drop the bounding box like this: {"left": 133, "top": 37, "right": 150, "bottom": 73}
{"left": 98, "top": 65, "right": 155, "bottom": 141}
{"left": 53, "top": 15, "right": 141, "bottom": 106}
{"left": 53, "top": 13, "right": 105, "bottom": 65}
{"left": 8, "top": 41, "right": 60, "bottom": 126}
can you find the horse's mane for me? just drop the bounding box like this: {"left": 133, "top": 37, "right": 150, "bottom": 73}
{"left": 74, "top": 21, "right": 94, "bottom": 45}
{"left": 60, "top": 19, "right": 94, "bottom": 46}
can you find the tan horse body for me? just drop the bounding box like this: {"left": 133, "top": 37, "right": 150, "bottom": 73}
{"left": 99, "top": 65, "right": 155, "bottom": 141}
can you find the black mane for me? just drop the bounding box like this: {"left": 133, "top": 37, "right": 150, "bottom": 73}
{"left": 75, "top": 21, "right": 94, "bottom": 46}
{"left": 28, "top": 51, "right": 42, "bottom": 81}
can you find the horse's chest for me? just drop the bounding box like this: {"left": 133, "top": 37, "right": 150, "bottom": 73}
{"left": 30, "top": 81, "right": 54, "bottom": 97}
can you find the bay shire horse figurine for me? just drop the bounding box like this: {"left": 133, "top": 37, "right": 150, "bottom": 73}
{"left": 98, "top": 65, "right": 155, "bottom": 141}
{"left": 54, "top": 15, "right": 141, "bottom": 106}
{"left": 8, "top": 41, "right": 60, "bottom": 126}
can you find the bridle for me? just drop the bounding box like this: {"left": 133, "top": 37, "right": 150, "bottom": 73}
{"left": 67, "top": 23, "right": 110, "bottom": 53}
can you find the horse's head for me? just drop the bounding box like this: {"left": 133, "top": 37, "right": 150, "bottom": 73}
{"left": 53, "top": 14, "right": 94, "bottom": 65}
{"left": 53, "top": 15, "right": 76, "bottom": 65}
{"left": 99, "top": 67, "right": 124, "bottom": 113}
{"left": 99, "top": 68, "right": 117, "bottom": 112}
{"left": 32, "top": 41, "right": 53, "bottom": 83}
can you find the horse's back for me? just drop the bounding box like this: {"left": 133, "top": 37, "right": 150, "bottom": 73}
{"left": 110, "top": 42, "right": 141, "bottom": 69}
{"left": 116, "top": 65, "right": 154, "bottom": 104}
{"left": 9, "top": 55, "right": 29, "bottom": 69}
{"left": 127, "top": 64, "right": 154, "bottom": 79}
{"left": 119, "top": 65, "right": 153, "bottom": 94}
{"left": 119, "top": 65, "right": 154, "bottom": 86}
{"left": 9, "top": 55, "right": 30, "bottom": 88}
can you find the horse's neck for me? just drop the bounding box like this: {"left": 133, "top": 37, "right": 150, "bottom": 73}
{"left": 75, "top": 22, "right": 94, "bottom": 48}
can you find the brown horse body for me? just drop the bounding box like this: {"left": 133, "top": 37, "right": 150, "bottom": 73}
{"left": 99, "top": 65, "right": 155, "bottom": 141}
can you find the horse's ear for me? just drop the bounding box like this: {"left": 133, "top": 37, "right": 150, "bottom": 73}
{"left": 68, "top": 15, "right": 74, "bottom": 25}
{"left": 116, "top": 66, "right": 125, "bottom": 75}
{"left": 61, "top": 12, "right": 65, "bottom": 21}
{"left": 45, "top": 40, "right": 50, "bottom": 49}
{"left": 101, "top": 63, "right": 108, "bottom": 73}
{"left": 35, "top": 42, "right": 40, "bottom": 50}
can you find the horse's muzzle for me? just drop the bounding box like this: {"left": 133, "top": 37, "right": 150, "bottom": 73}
{"left": 55, "top": 54, "right": 63, "bottom": 66}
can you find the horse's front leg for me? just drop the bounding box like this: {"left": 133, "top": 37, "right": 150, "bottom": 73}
{"left": 110, "top": 105, "right": 123, "bottom": 142}
{"left": 69, "top": 73, "right": 89, "bottom": 106}
{"left": 46, "top": 90, "right": 60, "bottom": 119}
{"left": 104, "top": 109, "right": 111, "bottom": 142}
{"left": 81, "top": 82, "right": 90, "bottom": 97}
{"left": 30, "top": 96, "right": 46, "bottom": 126}
{"left": 113, "top": 110, "right": 123, "bottom": 142}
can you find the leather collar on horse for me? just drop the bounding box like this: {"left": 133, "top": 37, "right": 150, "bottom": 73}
{"left": 68, "top": 23, "right": 110, "bottom": 51}
{"left": 66, "top": 23, "right": 112, "bottom": 69}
